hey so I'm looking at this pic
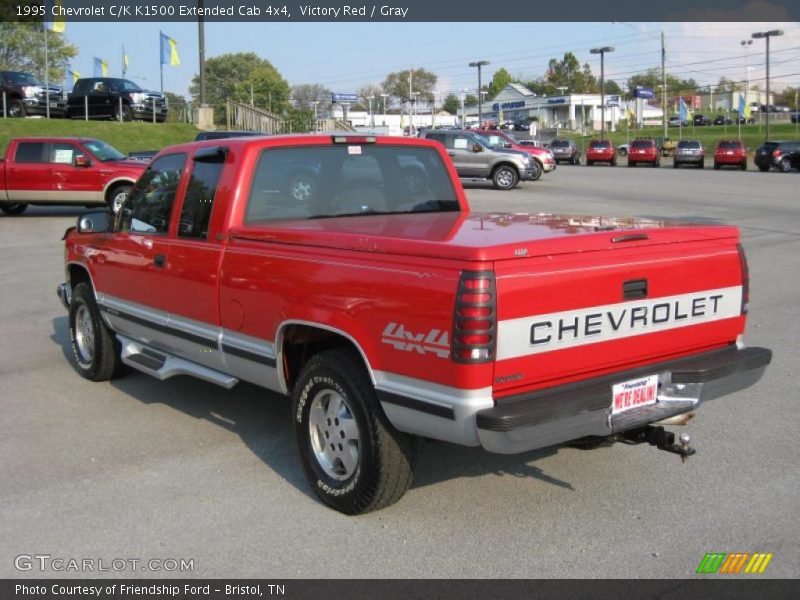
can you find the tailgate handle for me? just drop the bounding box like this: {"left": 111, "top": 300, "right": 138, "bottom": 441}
{"left": 612, "top": 233, "right": 650, "bottom": 243}
{"left": 624, "top": 279, "right": 648, "bottom": 300}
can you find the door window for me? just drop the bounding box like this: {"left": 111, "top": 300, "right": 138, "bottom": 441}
{"left": 118, "top": 153, "right": 186, "bottom": 234}
{"left": 14, "top": 142, "right": 47, "bottom": 164}
{"left": 49, "top": 143, "right": 79, "bottom": 165}
{"left": 178, "top": 159, "right": 224, "bottom": 239}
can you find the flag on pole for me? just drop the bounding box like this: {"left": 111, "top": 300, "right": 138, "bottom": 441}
{"left": 160, "top": 33, "right": 180, "bottom": 66}
{"left": 738, "top": 94, "right": 746, "bottom": 120}
{"left": 45, "top": 0, "right": 66, "bottom": 32}
{"left": 123, "top": 48, "right": 129, "bottom": 69}
{"left": 65, "top": 68, "right": 80, "bottom": 92}
{"left": 679, "top": 97, "right": 688, "bottom": 121}
{"left": 93, "top": 57, "right": 108, "bottom": 77}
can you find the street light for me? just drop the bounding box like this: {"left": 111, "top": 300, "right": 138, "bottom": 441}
{"left": 380, "top": 93, "right": 388, "bottom": 124}
{"left": 469, "top": 60, "right": 490, "bottom": 127}
{"left": 590, "top": 47, "right": 614, "bottom": 139}
{"left": 752, "top": 29, "right": 783, "bottom": 141}
{"left": 311, "top": 100, "right": 318, "bottom": 122}
{"left": 410, "top": 91, "right": 419, "bottom": 134}
{"left": 367, "top": 95, "right": 375, "bottom": 128}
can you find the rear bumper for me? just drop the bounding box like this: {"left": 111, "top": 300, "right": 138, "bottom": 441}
{"left": 675, "top": 155, "right": 704, "bottom": 164}
{"left": 475, "top": 346, "right": 771, "bottom": 454}
{"left": 715, "top": 155, "right": 745, "bottom": 164}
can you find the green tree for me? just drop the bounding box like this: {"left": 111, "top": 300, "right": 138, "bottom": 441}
{"left": 604, "top": 79, "right": 623, "bottom": 95}
{"left": 441, "top": 94, "right": 460, "bottom": 115}
{"left": 292, "top": 83, "right": 332, "bottom": 113}
{"left": 487, "top": 67, "right": 513, "bottom": 99}
{"left": 0, "top": 22, "right": 78, "bottom": 83}
{"left": 714, "top": 77, "right": 739, "bottom": 93}
{"left": 545, "top": 53, "right": 598, "bottom": 94}
{"left": 357, "top": 83, "right": 384, "bottom": 113}
{"left": 382, "top": 68, "right": 437, "bottom": 105}
{"left": 626, "top": 68, "right": 698, "bottom": 99}
{"left": 189, "top": 52, "right": 290, "bottom": 122}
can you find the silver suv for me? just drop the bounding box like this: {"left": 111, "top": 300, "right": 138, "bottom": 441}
{"left": 420, "top": 129, "right": 534, "bottom": 190}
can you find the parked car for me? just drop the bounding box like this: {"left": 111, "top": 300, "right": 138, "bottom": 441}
{"left": 67, "top": 77, "right": 168, "bottom": 122}
{"left": 674, "top": 140, "right": 705, "bottom": 169}
{"left": 627, "top": 139, "right": 661, "bottom": 167}
{"left": 617, "top": 143, "right": 629, "bottom": 156}
{"left": 0, "top": 70, "right": 65, "bottom": 118}
{"left": 735, "top": 115, "right": 756, "bottom": 125}
{"left": 472, "top": 130, "right": 556, "bottom": 179}
{"left": 195, "top": 131, "right": 266, "bottom": 141}
{"left": 754, "top": 141, "right": 800, "bottom": 173}
{"left": 0, "top": 137, "right": 147, "bottom": 215}
{"left": 791, "top": 113, "right": 799, "bottom": 124}
{"left": 693, "top": 114, "right": 711, "bottom": 127}
{"left": 420, "top": 129, "right": 536, "bottom": 190}
{"left": 549, "top": 139, "right": 580, "bottom": 165}
{"left": 713, "top": 115, "right": 733, "bottom": 126}
{"left": 668, "top": 116, "right": 688, "bottom": 127}
{"left": 713, "top": 140, "right": 747, "bottom": 171}
{"left": 585, "top": 139, "right": 617, "bottom": 166}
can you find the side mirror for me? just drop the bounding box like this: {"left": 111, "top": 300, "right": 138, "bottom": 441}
{"left": 77, "top": 210, "right": 109, "bottom": 234}
{"left": 74, "top": 154, "right": 91, "bottom": 168}
{"left": 472, "top": 143, "right": 483, "bottom": 153}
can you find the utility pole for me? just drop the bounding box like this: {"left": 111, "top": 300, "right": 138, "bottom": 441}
{"left": 661, "top": 30, "right": 667, "bottom": 141}
{"left": 590, "top": 47, "right": 614, "bottom": 140}
{"left": 752, "top": 29, "right": 784, "bottom": 141}
{"left": 469, "top": 60, "right": 490, "bottom": 127}
{"left": 380, "top": 93, "right": 388, "bottom": 125}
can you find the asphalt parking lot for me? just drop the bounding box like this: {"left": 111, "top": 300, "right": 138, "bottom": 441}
{"left": 1, "top": 165, "right": 798, "bottom": 579}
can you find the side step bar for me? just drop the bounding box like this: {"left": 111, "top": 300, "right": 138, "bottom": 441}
{"left": 117, "top": 335, "right": 239, "bottom": 389}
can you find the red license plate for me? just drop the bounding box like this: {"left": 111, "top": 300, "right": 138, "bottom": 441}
{"left": 612, "top": 375, "right": 658, "bottom": 415}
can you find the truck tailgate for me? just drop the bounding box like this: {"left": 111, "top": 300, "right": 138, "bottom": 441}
{"left": 492, "top": 235, "right": 746, "bottom": 398}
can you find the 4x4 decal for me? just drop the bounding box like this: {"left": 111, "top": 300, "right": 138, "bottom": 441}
{"left": 382, "top": 323, "right": 450, "bottom": 358}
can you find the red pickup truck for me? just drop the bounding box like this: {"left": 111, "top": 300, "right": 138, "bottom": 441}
{"left": 0, "top": 137, "right": 145, "bottom": 215}
{"left": 58, "top": 134, "right": 771, "bottom": 514}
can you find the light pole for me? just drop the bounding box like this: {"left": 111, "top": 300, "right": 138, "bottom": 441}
{"left": 590, "top": 47, "right": 614, "bottom": 139}
{"left": 311, "top": 100, "right": 318, "bottom": 122}
{"left": 367, "top": 95, "right": 375, "bottom": 128}
{"left": 410, "top": 91, "right": 419, "bottom": 134}
{"left": 469, "top": 60, "right": 490, "bottom": 127}
{"left": 380, "top": 93, "right": 388, "bottom": 124}
{"left": 752, "top": 29, "right": 783, "bottom": 141}
{"left": 459, "top": 89, "right": 467, "bottom": 127}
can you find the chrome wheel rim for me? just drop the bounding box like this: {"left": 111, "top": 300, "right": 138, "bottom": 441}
{"left": 308, "top": 389, "right": 360, "bottom": 481}
{"left": 111, "top": 191, "right": 128, "bottom": 214}
{"left": 74, "top": 305, "right": 95, "bottom": 363}
{"left": 496, "top": 170, "right": 514, "bottom": 188}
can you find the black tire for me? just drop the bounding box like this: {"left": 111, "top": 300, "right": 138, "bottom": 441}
{"left": 673, "top": 161, "right": 679, "bottom": 169}
{"left": 611, "top": 158, "right": 617, "bottom": 167}
{"left": 654, "top": 159, "right": 661, "bottom": 168}
{"left": 586, "top": 160, "right": 593, "bottom": 167}
{"left": 530, "top": 160, "right": 543, "bottom": 182}
{"left": 292, "top": 349, "right": 416, "bottom": 515}
{"left": 699, "top": 160, "right": 704, "bottom": 169}
{"left": 107, "top": 184, "right": 132, "bottom": 214}
{"left": 492, "top": 164, "right": 519, "bottom": 190}
{"left": 758, "top": 165, "right": 770, "bottom": 172}
{"left": 714, "top": 162, "right": 720, "bottom": 170}
{"left": 779, "top": 158, "right": 793, "bottom": 173}
{"left": 8, "top": 98, "right": 26, "bottom": 118}
{"left": 628, "top": 161, "right": 635, "bottom": 168}
{"left": 740, "top": 161, "right": 747, "bottom": 171}
{"left": 114, "top": 103, "right": 133, "bottom": 122}
{"left": 68, "top": 282, "right": 122, "bottom": 381}
{"left": 0, "top": 202, "right": 28, "bottom": 215}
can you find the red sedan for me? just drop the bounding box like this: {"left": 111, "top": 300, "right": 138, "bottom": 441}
{"left": 714, "top": 140, "right": 747, "bottom": 171}
{"left": 585, "top": 139, "right": 617, "bottom": 166}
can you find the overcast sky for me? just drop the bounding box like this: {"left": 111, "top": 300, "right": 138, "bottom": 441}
{"left": 60, "top": 21, "right": 800, "bottom": 99}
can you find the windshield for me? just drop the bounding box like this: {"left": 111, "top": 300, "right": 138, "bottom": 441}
{"left": 244, "top": 145, "right": 460, "bottom": 223}
{"left": 4, "top": 72, "right": 41, "bottom": 85}
{"left": 83, "top": 139, "right": 127, "bottom": 162}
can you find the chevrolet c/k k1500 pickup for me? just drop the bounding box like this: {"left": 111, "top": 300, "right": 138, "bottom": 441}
{"left": 58, "top": 134, "right": 771, "bottom": 514}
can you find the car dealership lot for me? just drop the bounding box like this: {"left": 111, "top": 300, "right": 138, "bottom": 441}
{"left": 1, "top": 166, "right": 797, "bottom": 578}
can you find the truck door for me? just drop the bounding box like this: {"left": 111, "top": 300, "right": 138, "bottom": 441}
{"left": 90, "top": 152, "right": 186, "bottom": 350}
{"left": 449, "top": 133, "right": 487, "bottom": 177}
{"left": 5, "top": 141, "right": 49, "bottom": 202}
{"left": 48, "top": 141, "right": 103, "bottom": 204}
{"left": 159, "top": 147, "right": 228, "bottom": 371}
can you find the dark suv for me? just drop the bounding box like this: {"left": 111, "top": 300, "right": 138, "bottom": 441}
{"left": 0, "top": 71, "right": 65, "bottom": 118}
{"left": 693, "top": 114, "right": 711, "bottom": 127}
{"left": 754, "top": 141, "right": 800, "bottom": 173}
{"left": 674, "top": 140, "right": 705, "bottom": 169}
{"left": 67, "top": 78, "right": 168, "bottom": 122}
{"left": 549, "top": 139, "right": 580, "bottom": 165}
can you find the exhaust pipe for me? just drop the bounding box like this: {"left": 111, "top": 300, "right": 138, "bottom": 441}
{"left": 654, "top": 411, "right": 696, "bottom": 426}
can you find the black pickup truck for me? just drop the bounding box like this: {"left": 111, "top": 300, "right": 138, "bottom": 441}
{"left": 66, "top": 77, "right": 168, "bottom": 122}
{"left": 0, "top": 71, "right": 66, "bottom": 118}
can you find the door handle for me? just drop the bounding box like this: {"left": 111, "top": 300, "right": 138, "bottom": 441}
{"left": 153, "top": 254, "right": 166, "bottom": 268}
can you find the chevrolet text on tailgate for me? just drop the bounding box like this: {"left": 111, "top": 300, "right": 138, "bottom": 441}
{"left": 59, "top": 134, "right": 772, "bottom": 514}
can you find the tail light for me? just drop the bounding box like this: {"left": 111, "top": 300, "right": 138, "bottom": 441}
{"left": 773, "top": 149, "right": 782, "bottom": 158}
{"left": 452, "top": 271, "right": 496, "bottom": 363}
{"left": 737, "top": 243, "right": 749, "bottom": 315}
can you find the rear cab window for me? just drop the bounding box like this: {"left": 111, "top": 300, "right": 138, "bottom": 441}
{"left": 14, "top": 142, "right": 47, "bottom": 163}
{"left": 243, "top": 144, "right": 459, "bottom": 223}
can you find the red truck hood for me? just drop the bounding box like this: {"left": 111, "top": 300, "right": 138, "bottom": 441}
{"left": 229, "top": 212, "right": 739, "bottom": 262}
{"left": 109, "top": 159, "right": 148, "bottom": 170}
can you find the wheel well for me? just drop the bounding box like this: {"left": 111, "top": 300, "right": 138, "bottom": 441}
{"left": 492, "top": 162, "right": 519, "bottom": 176}
{"left": 68, "top": 264, "right": 92, "bottom": 291}
{"left": 105, "top": 180, "right": 133, "bottom": 203}
{"left": 280, "top": 324, "right": 368, "bottom": 393}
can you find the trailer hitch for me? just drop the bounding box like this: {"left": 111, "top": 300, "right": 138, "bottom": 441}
{"left": 620, "top": 425, "right": 695, "bottom": 463}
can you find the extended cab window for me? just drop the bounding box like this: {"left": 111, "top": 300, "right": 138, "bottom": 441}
{"left": 178, "top": 153, "right": 225, "bottom": 239}
{"left": 245, "top": 144, "right": 458, "bottom": 222}
{"left": 14, "top": 142, "right": 46, "bottom": 164}
{"left": 118, "top": 153, "right": 186, "bottom": 234}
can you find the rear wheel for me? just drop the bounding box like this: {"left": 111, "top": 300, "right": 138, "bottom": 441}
{"left": 654, "top": 159, "right": 661, "bottom": 168}
{"left": 0, "top": 202, "right": 29, "bottom": 215}
{"left": 758, "top": 165, "right": 770, "bottom": 172}
{"left": 628, "top": 161, "right": 635, "bottom": 168}
{"left": 779, "top": 157, "right": 793, "bottom": 173}
{"left": 586, "top": 160, "right": 593, "bottom": 167}
{"left": 673, "top": 161, "right": 679, "bottom": 169}
{"left": 69, "top": 282, "right": 123, "bottom": 381}
{"left": 611, "top": 158, "right": 617, "bottom": 167}
{"left": 714, "top": 162, "right": 720, "bottom": 170}
{"left": 740, "top": 161, "right": 747, "bottom": 171}
{"left": 293, "top": 349, "right": 416, "bottom": 514}
{"left": 492, "top": 165, "right": 519, "bottom": 190}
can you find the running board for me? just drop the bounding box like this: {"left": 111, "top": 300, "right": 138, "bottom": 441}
{"left": 117, "top": 335, "right": 239, "bottom": 389}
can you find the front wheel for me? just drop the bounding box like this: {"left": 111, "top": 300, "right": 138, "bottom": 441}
{"left": 0, "top": 202, "right": 28, "bottom": 215}
{"left": 293, "top": 349, "right": 416, "bottom": 514}
{"left": 69, "top": 283, "right": 122, "bottom": 381}
{"left": 7, "top": 98, "right": 26, "bottom": 118}
{"left": 107, "top": 184, "right": 132, "bottom": 214}
{"left": 492, "top": 165, "right": 519, "bottom": 190}
{"left": 114, "top": 103, "right": 133, "bottom": 122}
{"left": 529, "top": 160, "right": 542, "bottom": 181}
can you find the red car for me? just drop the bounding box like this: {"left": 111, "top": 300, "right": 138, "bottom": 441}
{"left": 474, "top": 130, "right": 557, "bottom": 178}
{"left": 0, "top": 137, "right": 146, "bottom": 215}
{"left": 627, "top": 138, "right": 661, "bottom": 167}
{"left": 714, "top": 140, "right": 747, "bottom": 171}
{"left": 585, "top": 139, "right": 617, "bottom": 166}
